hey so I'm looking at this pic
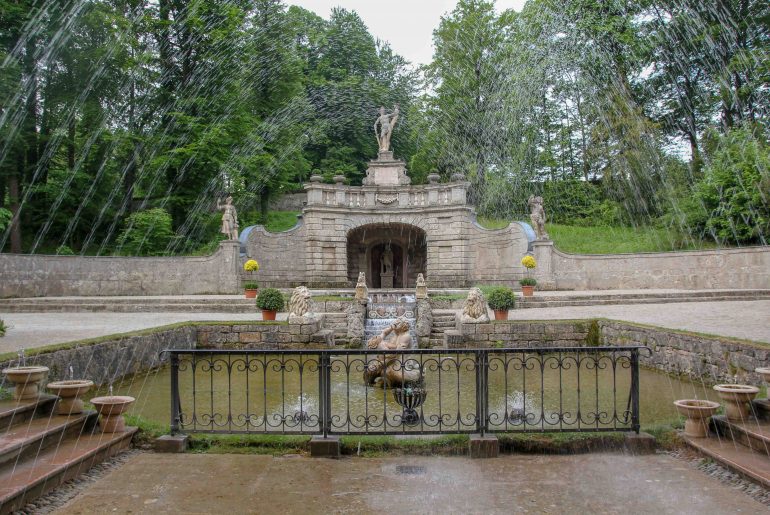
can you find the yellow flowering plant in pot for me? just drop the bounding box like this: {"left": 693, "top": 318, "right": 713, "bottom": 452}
{"left": 243, "top": 259, "right": 260, "bottom": 297}
{"left": 520, "top": 255, "right": 537, "bottom": 297}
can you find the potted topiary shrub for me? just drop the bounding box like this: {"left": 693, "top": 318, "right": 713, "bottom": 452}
{"left": 520, "top": 255, "right": 537, "bottom": 296}
{"left": 243, "top": 281, "right": 259, "bottom": 299}
{"left": 256, "top": 288, "right": 284, "bottom": 321}
{"left": 487, "top": 286, "right": 516, "bottom": 321}
{"left": 519, "top": 277, "right": 537, "bottom": 297}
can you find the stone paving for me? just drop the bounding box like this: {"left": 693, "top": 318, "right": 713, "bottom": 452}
{"left": 52, "top": 453, "right": 768, "bottom": 514}
{"left": 0, "top": 312, "right": 280, "bottom": 353}
{"left": 1, "top": 299, "right": 768, "bottom": 354}
{"left": 505, "top": 299, "right": 770, "bottom": 343}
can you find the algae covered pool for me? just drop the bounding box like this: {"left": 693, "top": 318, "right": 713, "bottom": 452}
{"left": 95, "top": 355, "right": 722, "bottom": 431}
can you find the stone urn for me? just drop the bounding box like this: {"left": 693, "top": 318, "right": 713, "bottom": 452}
{"left": 2, "top": 366, "right": 50, "bottom": 400}
{"left": 47, "top": 380, "right": 94, "bottom": 415}
{"left": 90, "top": 395, "right": 135, "bottom": 432}
{"left": 673, "top": 399, "right": 721, "bottom": 438}
{"left": 713, "top": 384, "right": 759, "bottom": 421}
{"left": 755, "top": 367, "right": 770, "bottom": 387}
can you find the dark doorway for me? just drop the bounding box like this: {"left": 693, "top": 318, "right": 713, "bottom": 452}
{"left": 346, "top": 223, "right": 427, "bottom": 288}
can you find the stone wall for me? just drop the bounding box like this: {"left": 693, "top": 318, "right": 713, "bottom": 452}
{"left": 446, "top": 320, "right": 591, "bottom": 348}
{"left": 0, "top": 241, "right": 241, "bottom": 297}
{"left": 599, "top": 320, "right": 769, "bottom": 384}
{"left": 0, "top": 326, "right": 196, "bottom": 385}
{"left": 467, "top": 221, "right": 530, "bottom": 284}
{"left": 269, "top": 192, "right": 306, "bottom": 211}
{"left": 196, "top": 322, "right": 334, "bottom": 349}
{"left": 243, "top": 222, "right": 307, "bottom": 287}
{"left": 540, "top": 245, "right": 770, "bottom": 290}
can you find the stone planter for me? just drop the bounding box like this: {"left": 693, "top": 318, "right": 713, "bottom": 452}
{"left": 47, "top": 380, "right": 94, "bottom": 415}
{"left": 673, "top": 399, "right": 721, "bottom": 438}
{"left": 493, "top": 309, "right": 509, "bottom": 321}
{"left": 90, "top": 395, "right": 135, "bottom": 432}
{"left": 756, "top": 367, "right": 770, "bottom": 386}
{"left": 244, "top": 289, "right": 258, "bottom": 299}
{"left": 521, "top": 286, "right": 534, "bottom": 297}
{"left": 713, "top": 384, "right": 759, "bottom": 421}
{"left": 2, "top": 366, "right": 49, "bottom": 400}
{"left": 261, "top": 309, "right": 277, "bottom": 321}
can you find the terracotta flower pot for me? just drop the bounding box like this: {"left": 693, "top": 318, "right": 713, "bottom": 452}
{"left": 47, "top": 379, "right": 94, "bottom": 415}
{"left": 521, "top": 285, "right": 535, "bottom": 297}
{"left": 244, "top": 289, "right": 258, "bottom": 299}
{"left": 493, "top": 309, "right": 509, "bottom": 321}
{"left": 713, "top": 384, "right": 759, "bottom": 421}
{"left": 90, "top": 395, "right": 135, "bottom": 433}
{"left": 673, "top": 399, "right": 721, "bottom": 438}
{"left": 2, "top": 366, "right": 49, "bottom": 400}
{"left": 261, "top": 309, "right": 277, "bottom": 321}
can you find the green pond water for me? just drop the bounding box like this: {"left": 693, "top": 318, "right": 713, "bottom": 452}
{"left": 94, "top": 355, "right": 721, "bottom": 432}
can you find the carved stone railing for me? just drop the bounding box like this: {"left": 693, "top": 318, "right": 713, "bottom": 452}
{"left": 304, "top": 182, "right": 469, "bottom": 209}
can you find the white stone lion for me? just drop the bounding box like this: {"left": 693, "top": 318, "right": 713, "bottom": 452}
{"left": 460, "top": 287, "right": 489, "bottom": 323}
{"left": 288, "top": 286, "right": 316, "bottom": 323}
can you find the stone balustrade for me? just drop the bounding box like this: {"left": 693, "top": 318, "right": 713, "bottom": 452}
{"left": 304, "top": 181, "right": 468, "bottom": 209}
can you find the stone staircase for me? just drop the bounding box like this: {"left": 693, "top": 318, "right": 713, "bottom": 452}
{"left": 516, "top": 289, "right": 770, "bottom": 309}
{"left": 684, "top": 399, "right": 770, "bottom": 489}
{"left": 321, "top": 312, "right": 349, "bottom": 346}
{"left": 0, "top": 395, "right": 136, "bottom": 513}
{"left": 429, "top": 310, "right": 456, "bottom": 347}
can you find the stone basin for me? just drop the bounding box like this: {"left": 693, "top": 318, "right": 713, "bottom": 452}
{"left": 90, "top": 395, "right": 135, "bottom": 432}
{"left": 2, "top": 366, "right": 50, "bottom": 400}
{"left": 755, "top": 367, "right": 770, "bottom": 384}
{"left": 47, "top": 379, "right": 94, "bottom": 415}
{"left": 673, "top": 399, "right": 721, "bottom": 438}
{"left": 713, "top": 384, "right": 759, "bottom": 421}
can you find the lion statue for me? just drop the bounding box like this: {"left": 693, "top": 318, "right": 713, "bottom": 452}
{"left": 460, "top": 287, "right": 489, "bottom": 323}
{"left": 288, "top": 286, "right": 317, "bottom": 323}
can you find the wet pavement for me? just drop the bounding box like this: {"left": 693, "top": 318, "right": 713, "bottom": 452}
{"left": 54, "top": 452, "right": 767, "bottom": 514}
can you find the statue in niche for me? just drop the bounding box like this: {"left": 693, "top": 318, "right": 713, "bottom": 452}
{"left": 381, "top": 244, "right": 393, "bottom": 274}
{"left": 374, "top": 105, "right": 399, "bottom": 152}
{"left": 460, "top": 287, "right": 490, "bottom": 323}
{"left": 364, "top": 317, "right": 420, "bottom": 387}
{"left": 528, "top": 195, "right": 548, "bottom": 240}
{"left": 217, "top": 195, "right": 239, "bottom": 240}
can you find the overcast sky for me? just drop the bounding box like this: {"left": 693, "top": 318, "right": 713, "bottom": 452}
{"left": 287, "top": 0, "right": 528, "bottom": 66}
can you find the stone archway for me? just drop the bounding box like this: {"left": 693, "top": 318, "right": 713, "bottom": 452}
{"left": 346, "top": 223, "right": 427, "bottom": 288}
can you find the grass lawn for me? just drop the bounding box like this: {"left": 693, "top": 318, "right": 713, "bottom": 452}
{"left": 264, "top": 211, "right": 300, "bottom": 232}
{"left": 476, "top": 217, "right": 717, "bottom": 254}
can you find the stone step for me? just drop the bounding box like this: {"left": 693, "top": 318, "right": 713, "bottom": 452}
{"left": 432, "top": 321, "right": 456, "bottom": 328}
{"left": 0, "top": 412, "right": 98, "bottom": 470}
{"left": 0, "top": 427, "right": 136, "bottom": 514}
{"left": 683, "top": 434, "right": 770, "bottom": 489}
{"left": 0, "top": 396, "right": 58, "bottom": 433}
{"left": 753, "top": 399, "right": 770, "bottom": 420}
{"left": 516, "top": 294, "right": 770, "bottom": 309}
{"left": 712, "top": 415, "right": 770, "bottom": 454}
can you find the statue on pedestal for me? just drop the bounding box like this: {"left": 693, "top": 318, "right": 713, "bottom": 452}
{"left": 460, "top": 287, "right": 490, "bottom": 323}
{"left": 415, "top": 273, "right": 427, "bottom": 299}
{"left": 288, "top": 286, "right": 319, "bottom": 323}
{"left": 374, "top": 105, "right": 399, "bottom": 153}
{"left": 217, "top": 196, "right": 239, "bottom": 240}
{"left": 355, "top": 272, "right": 368, "bottom": 301}
{"left": 528, "top": 195, "right": 548, "bottom": 240}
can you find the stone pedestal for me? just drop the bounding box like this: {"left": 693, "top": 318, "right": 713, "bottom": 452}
{"left": 532, "top": 240, "right": 555, "bottom": 290}
{"left": 380, "top": 272, "right": 394, "bottom": 288}
{"left": 623, "top": 432, "right": 656, "bottom": 455}
{"left": 310, "top": 435, "right": 340, "bottom": 458}
{"left": 362, "top": 155, "right": 410, "bottom": 186}
{"left": 469, "top": 434, "right": 499, "bottom": 458}
{"left": 154, "top": 434, "right": 189, "bottom": 453}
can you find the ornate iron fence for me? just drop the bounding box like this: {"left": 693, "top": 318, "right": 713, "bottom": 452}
{"left": 162, "top": 346, "right": 648, "bottom": 436}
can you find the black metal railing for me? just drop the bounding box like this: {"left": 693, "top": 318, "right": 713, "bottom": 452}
{"left": 162, "top": 346, "right": 648, "bottom": 436}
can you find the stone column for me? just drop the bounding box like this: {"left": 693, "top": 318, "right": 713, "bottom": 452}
{"left": 532, "top": 240, "right": 555, "bottom": 290}
{"left": 346, "top": 299, "right": 367, "bottom": 347}
{"left": 218, "top": 240, "right": 242, "bottom": 294}
{"left": 415, "top": 298, "right": 432, "bottom": 344}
